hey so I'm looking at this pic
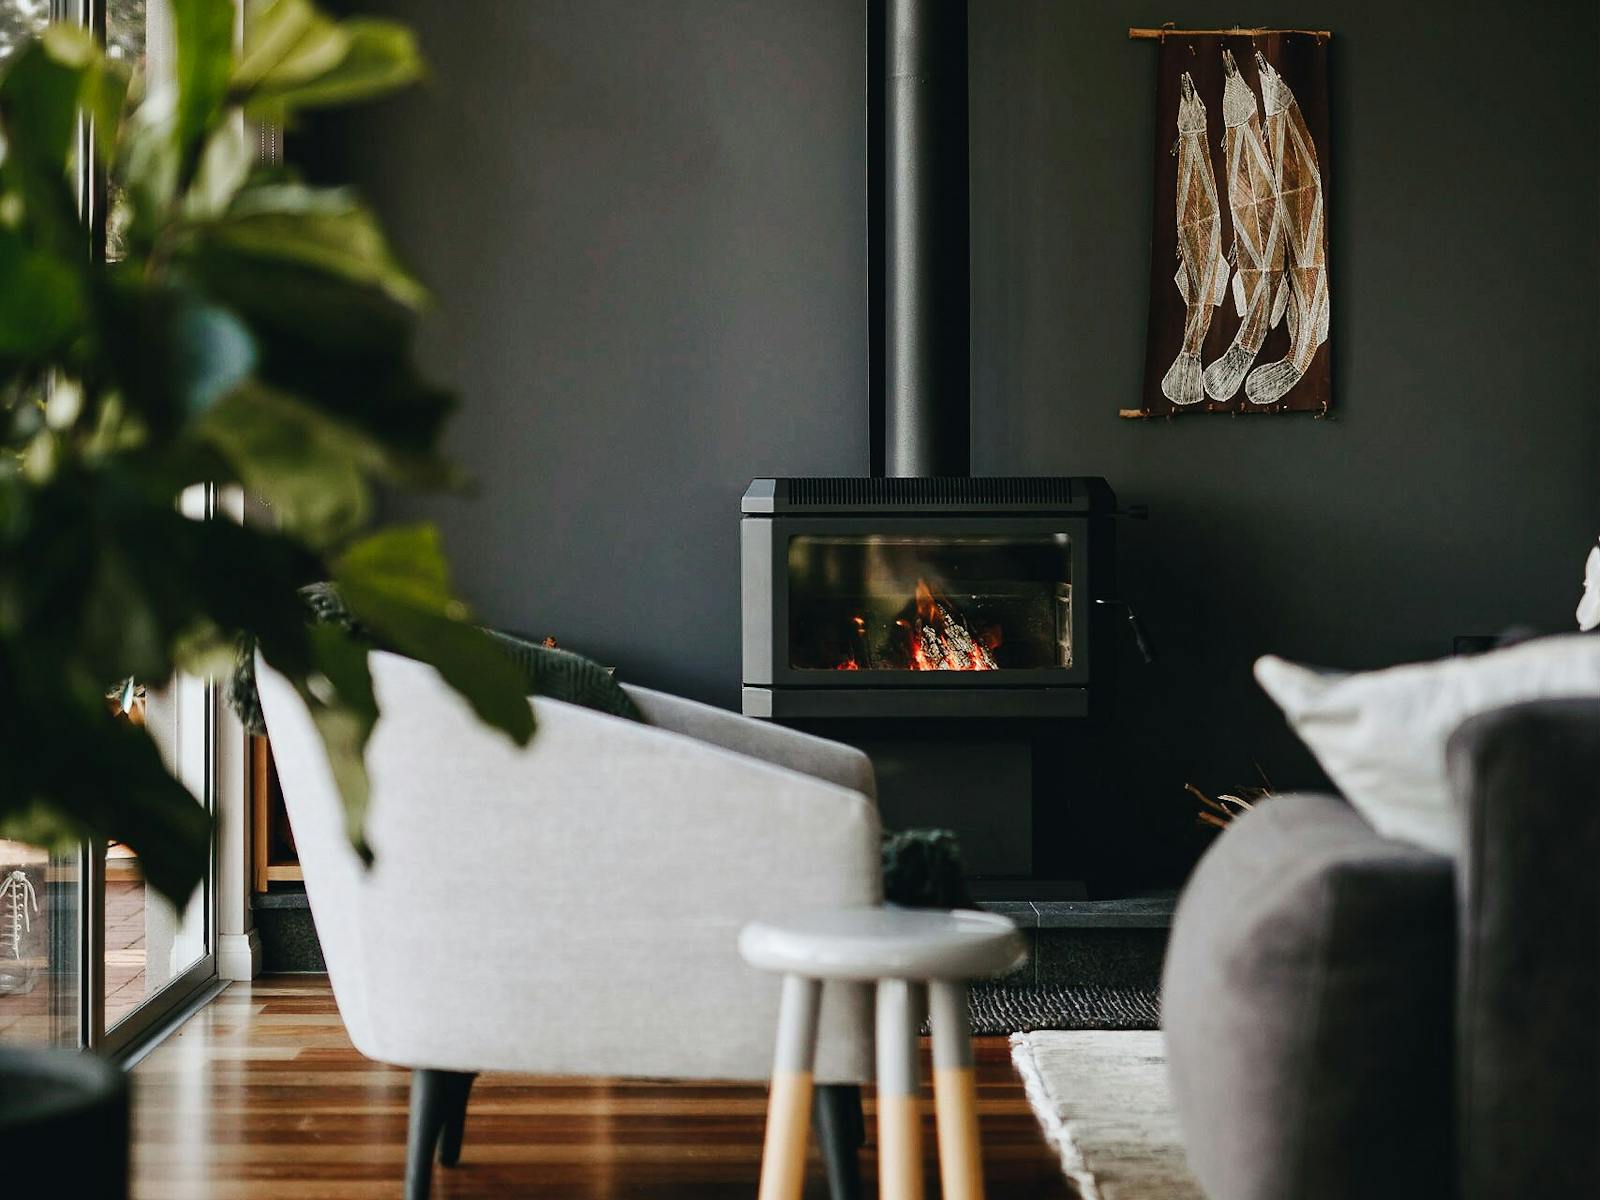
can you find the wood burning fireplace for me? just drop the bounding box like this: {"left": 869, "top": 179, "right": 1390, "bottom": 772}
{"left": 741, "top": 476, "right": 1117, "bottom": 720}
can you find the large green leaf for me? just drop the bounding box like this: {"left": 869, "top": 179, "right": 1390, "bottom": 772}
{"left": 197, "top": 382, "right": 454, "bottom": 546}
{"left": 0, "top": 473, "right": 94, "bottom": 648}
{"left": 198, "top": 383, "right": 371, "bottom": 547}
{"left": 139, "top": 498, "right": 323, "bottom": 656}
{"left": 197, "top": 184, "right": 427, "bottom": 307}
{"left": 241, "top": 17, "right": 424, "bottom": 124}
{"left": 79, "top": 537, "right": 172, "bottom": 682}
{"left": 0, "top": 229, "right": 84, "bottom": 362}
{"left": 233, "top": 0, "right": 349, "bottom": 92}
{"left": 337, "top": 522, "right": 450, "bottom": 606}
{"left": 177, "top": 235, "right": 415, "bottom": 359}
{"left": 333, "top": 526, "right": 535, "bottom": 746}
{"left": 184, "top": 119, "right": 253, "bottom": 219}
{"left": 171, "top": 0, "right": 236, "bottom": 179}
{"left": 163, "top": 237, "right": 461, "bottom": 459}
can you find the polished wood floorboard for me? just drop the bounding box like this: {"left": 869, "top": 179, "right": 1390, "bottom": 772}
{"left": 132, "top": 976, "right": 1079, "bottom": 1199}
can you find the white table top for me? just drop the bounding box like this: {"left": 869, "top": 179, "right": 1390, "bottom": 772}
{"left": 739, "top": 906, "right": 1028, "bottom": 981}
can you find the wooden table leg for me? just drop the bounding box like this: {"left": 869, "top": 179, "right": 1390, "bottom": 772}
{"left": 931, "top": 979, "right": 985, "bottom": 1200}
{"left": 758, "top": 974, "right": 823, "bottom": 1200}
{"left": 876, "top": 978, "right": 925, "bottom": 1200}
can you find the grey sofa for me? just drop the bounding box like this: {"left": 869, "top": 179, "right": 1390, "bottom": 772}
{"left": 1162, "top": 698, "right": 1600, "bottom": 1200}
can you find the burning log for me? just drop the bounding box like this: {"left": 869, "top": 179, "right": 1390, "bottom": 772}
{"left": 901, "top": 580, "right": 998, "bottom": 671}
{"left": 826, "top": 581, "right": 1001, "bottom": 671}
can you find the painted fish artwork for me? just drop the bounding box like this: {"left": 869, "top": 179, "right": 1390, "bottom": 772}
{"left": 1138, "top": 33, "right": 1331, "bottom": 416}
{"left": 1162, "top": 72, "right": 1230, "bottom": 406}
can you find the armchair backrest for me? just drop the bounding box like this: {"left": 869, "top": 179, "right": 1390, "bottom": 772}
{"left": 256, "top": 650, "right": 881, "bottom": 1081}
{"left": 1447, "top": 698, "right": 1600, "bottom": 1199}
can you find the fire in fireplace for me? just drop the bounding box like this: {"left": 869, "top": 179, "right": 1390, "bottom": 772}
{"left": 827, "top": 578, "right": 1000, "bottom": 672}
{"left": 788, "top": 532, "right": 1075, "bottom": 675}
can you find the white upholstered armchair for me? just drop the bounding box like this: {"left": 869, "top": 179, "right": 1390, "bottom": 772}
{"left": 256, "top": 650, "right": 882, "bottom": 1200}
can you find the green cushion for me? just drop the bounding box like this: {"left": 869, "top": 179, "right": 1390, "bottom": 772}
{"left": 484, "top": 630, "right": 641, "bottom": 722}
{"left": 226, "top": 586, "right": 642, "bottom": 731}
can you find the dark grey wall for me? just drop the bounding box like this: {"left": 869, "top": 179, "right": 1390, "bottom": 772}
{"left": 322, "top": 1, "right": 1599, "bottom": 880}
{"left": 969, "top": 1, "right": 1600, "bottom": 869}
{"left": 320, "top": 0, "right": 870, "bottom": 703}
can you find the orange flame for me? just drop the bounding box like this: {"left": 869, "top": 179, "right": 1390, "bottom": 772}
{"left": 908, "top": 578, "right": 997, "bottom": 671}
{"left": 831, "top": 580, "right": 999, "bottom": 671}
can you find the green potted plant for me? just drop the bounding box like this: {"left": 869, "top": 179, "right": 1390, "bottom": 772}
{"left": 0, "top": 0, "right": 532, "bottom": 1182}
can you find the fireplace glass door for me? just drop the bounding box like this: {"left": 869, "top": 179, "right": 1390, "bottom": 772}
{"left": 787, "top": 532, "right": 1074, "bottom": 674}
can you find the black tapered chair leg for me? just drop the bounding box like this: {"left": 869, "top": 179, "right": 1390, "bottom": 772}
{"left": 813, "top": 1083, "right": 865, "bottom": 1200}
{"left": 436, "top": 1072, "right": 477, "bottom": 1166}
{"left": 406, "top": 1069, "right": 476, "bottom": 1200}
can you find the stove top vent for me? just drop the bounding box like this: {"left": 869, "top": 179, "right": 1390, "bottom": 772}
{"left": 742, "top": 476, "right": 1115, "bottom": 515}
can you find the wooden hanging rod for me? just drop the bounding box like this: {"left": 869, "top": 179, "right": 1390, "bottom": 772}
{"left": 1128, "top": 27, "right": 1332, "bottom": 40}
{"left": 1117, "top": 406, "right": 1331, "bottom": 419}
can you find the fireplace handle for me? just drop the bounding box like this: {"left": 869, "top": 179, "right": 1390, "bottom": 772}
{"left": 1095, "top": 599, "right": 1156, "bottom": 665}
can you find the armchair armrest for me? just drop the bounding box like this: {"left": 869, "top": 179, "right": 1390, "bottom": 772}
{"left": 1162, "top": 793, "right": 1453, "bottom": 1200}
{"left": 622, "top": 684, "right": 876, "bottom": 799}
{"left": 1448, "top": 698, "right": 1600, "bottom": 1200}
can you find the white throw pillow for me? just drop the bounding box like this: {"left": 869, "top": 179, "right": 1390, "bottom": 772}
{"left": 1255, "top": 635, "right": 1600, "bottom": 856}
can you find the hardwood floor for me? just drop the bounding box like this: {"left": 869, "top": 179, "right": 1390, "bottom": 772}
{"left": 132, "top": 976, "right": 1078, "bottom": 1199}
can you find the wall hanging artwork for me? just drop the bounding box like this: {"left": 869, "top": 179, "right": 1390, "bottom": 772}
{"left": 1124, "top": 27, "right": 1332, "bottom": 418}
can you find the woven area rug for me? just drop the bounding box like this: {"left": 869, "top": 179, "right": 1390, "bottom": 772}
{"left": 1009, "top": 1030, "right": 1203, "bottom": 1200}
{"left": 971, "top": 984, "right": 1161, "bottom": 1033}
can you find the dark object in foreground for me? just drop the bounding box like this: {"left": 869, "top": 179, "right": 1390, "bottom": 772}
{"left": 0, "top": 1048, "right": 128, "bottom": 1197}
{"left": 882, "top": 827, "right": 974, "bottom": 910}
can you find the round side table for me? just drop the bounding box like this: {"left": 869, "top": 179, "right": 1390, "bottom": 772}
{"left": 739, "top": 906, "right": 1027, "bottom": 1200}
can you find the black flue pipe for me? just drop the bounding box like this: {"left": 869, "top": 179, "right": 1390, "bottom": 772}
{"left": 884, "top": 0, "right": 968, "bottom": 477}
